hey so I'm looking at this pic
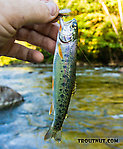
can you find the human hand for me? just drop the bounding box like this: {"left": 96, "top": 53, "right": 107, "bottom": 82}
{"left": 0, "top": 0, "right": 59, "bottom": 63}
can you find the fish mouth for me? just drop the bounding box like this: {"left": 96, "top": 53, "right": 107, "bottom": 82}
{"left": 60, "top": 18, "right": 75, "bottom": 28}
{"left": 59, "top": 18, "right": 74, "bottom": 43}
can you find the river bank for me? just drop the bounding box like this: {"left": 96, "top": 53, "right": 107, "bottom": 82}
{"left": 1, "top": 62, "right": 123, "bottom": 75}
{"left": 1, "top": 61, "right": 123, "bottom": 67}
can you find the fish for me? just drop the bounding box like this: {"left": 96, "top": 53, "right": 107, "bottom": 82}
{"left": 44, "top": 17, "right": 78, "bottom": 142}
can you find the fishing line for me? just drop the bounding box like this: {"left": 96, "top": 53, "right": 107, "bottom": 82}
{"left": 77, "top": 45, "right": 93, "bottom": 67}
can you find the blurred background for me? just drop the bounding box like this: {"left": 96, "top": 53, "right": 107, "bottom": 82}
{"left": 0, "top": 0, "right": 123, "bottom": 66}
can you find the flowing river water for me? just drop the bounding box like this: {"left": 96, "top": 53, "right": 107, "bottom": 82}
{"left": 0, "top": 65, "right": 123, "bottom": 149}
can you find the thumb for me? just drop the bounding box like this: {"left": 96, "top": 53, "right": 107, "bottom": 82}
{"left": 8, "top": 0, "right": 59, "bottom": 29}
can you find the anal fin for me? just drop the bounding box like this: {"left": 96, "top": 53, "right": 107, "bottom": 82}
{"left": 52, "top": 79, "right": 54, "bottom": 91}
{"left": 49, "top": 102, "right": 54, "bottom": 115}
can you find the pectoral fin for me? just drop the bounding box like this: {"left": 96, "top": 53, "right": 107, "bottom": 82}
{"left": 59, "top": 24, "right": 62, "bottom": 32}
{"left": 58, "top": 44, "right": 63, "bottom": 60}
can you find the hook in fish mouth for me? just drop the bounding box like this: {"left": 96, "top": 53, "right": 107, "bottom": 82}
{"left": 58, "top": 9, "right": 71, "bottom": 17}
{"left": 52, "top": 9, "right": 71, "bottom": 22}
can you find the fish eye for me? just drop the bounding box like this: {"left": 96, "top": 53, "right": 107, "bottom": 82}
{"left": 72, "top": 22, "right": 77, "bottom": 29}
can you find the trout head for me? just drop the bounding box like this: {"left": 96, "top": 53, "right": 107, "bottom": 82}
{"left": 59, "top": 18, "right": 78, "bottom": 43}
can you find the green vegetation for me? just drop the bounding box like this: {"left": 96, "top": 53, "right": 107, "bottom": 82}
{"left": 60, "top": 0, "right": 123, "bottom": 65}
{"left": 0, "top": 0, "right": 123, "bottom": 66}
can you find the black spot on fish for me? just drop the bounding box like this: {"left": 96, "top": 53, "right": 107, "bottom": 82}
{"left": 63, "top": 66, "right": 67, "bottom": 69}
{"left": 60, "top": 94, "right": 64, "bottom": 98}
{"left": 61, "top": 107, "right": 66, "bottom": 111}
{"left": 59, "top": 109, "right": 62, "bottom": 113}
{"left": 62, "top": 83, "right": 65, "bottom": 86}
{"left": 58, "top": 116, "right": 61, "bottom": 119}
{"left": 64, "top": 54, "right": 69, "bottom": 57}
{"left": 67, "top": 79, "right": 70, "bottom": 83}
{"left": 59, "top": 104, "right": 63, "bottom": 107}
{"left": 54, "top": 125, "right": 59, "bottom": 130}
{"left": 65, "top": 89, "right": 68, "bottom": 92}
{"left": 61, "top": 70, "right": 63, "bottom": 72}
{"left": 56, "top": 122, "right": 59, "bottom": 125}
{"left": 60, "top": 89, "right": 62, "bottom": 91}
{"left": 63, "top": 75, "right": 68, "bottom": 78}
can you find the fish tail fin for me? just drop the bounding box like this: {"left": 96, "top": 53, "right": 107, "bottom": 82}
{"left": 44, "top": 127, "right": 62, "bottom": 142}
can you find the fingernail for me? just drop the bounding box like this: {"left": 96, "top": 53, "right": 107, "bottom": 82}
{"left": 46, "top": 2, "right": 58, "bottom": 16}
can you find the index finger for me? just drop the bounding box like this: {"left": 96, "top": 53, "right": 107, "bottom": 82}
{"left": 23, "top": 22, "right": 60, "bottom": 41}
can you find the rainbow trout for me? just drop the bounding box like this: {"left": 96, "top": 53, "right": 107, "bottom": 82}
{"left": 44, "top": 17, "right": 78, "bottom": 141}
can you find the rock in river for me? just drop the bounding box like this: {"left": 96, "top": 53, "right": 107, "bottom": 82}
{"left": 0, "top": 86, "right": 24, "bottom": 109}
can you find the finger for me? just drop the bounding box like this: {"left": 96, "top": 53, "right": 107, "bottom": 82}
{"left": 23, "top": 22, "right": 59, "bottom": 41}
{"left": 6, "top": 43, "right": 44, "bottom": 63}
{"left": 16, "top": 28, "right": 56, "bottom": 53}
{"left": 6, "top": 0, "right": 59, "bottom": 29}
